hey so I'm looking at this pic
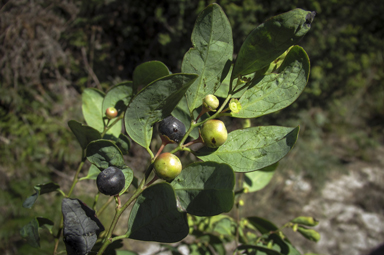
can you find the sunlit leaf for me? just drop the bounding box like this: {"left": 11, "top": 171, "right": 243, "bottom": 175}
{"left": 243, "top": 163, "right": 278, "bottom": 192}
{"left": 82, "top": 88, "right": 105, "bottom": 132}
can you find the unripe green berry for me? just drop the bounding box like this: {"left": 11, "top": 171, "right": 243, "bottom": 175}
{"left": 202, "top": 94, "right": 220, "bottom": 111}
{"left": 105, "top": 107, "right": 118, "bottom": 119}
{"left": 154, "top": 153, "right": 182, "bottom": 181}
{"left": 200, "top": 119, "right": 228, "bottom": 148}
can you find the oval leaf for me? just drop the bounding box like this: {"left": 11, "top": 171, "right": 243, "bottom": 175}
{"left": 68, "top": 120, "right": 101, "bottom": 150}
{"left": 233, "top": 46, "right": 310, "bottom": 118}
{"left": 232, "top": 9, "right": 315, "bottom": 79}
{"left": 246, "top": 216, "right": 279, "bottom": 234}
{"left": 22, "top": 182, "right": 60, "bottom": 209}
{"left": 79, "top": 165, "right": 101, "bottom": 181}
{"left": 20, "top": 218, "right": 40, "bottom": 248}
{"left": 171, "top": 162, "right": 235, "bottom": 216}
{"left": 197, "top": 126, "right": 299, "bottom": 172}
{"left": 124, "top": 73, "right": 198, "bottom": 149}
{"left": 243, "top": 163, "right": 278, "bottom": 193}
{"left": 133, "top": 61, "right": 170, "bottom": 93}
{"left": 82, "top": 88, "right": 105, "bottom": 132}
{"left": 86, "top": 139, "right": 126, "bottom": 170}
{"left": 119, "top": 167, "right": 134, "bottom": 196}
{"left": 62, "top": 198, "right": 104, "bottom": 255}
{"left": 182, "top": 3, "right": 233, "bottom": 113}
{"left": 127, "top": 183, "right": 189, "bottom": 243}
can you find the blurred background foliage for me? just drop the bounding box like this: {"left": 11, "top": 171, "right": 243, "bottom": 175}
{"left": 0, "top": 0, "right": 383, "bottom": 253}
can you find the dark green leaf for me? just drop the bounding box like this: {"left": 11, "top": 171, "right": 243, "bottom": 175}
{"left": 119, "top": 167, "right": 134, "bottom": 196}
{"left": 36, "top": 217, "right": 54, "bottom": 235}
{"left": 68, "top": 120, "right": 101, "bottom": 150}
{"left": 171, "top": 162, "right": 235, "bottom": 216}
{"left": 246, "top": 216, "right": 279, "bottom": 234}
{"left": 237, "top": 245, "right": 283, "bottom": 255}
{"left": 127, "top": 183, "right": 189, "bottom": 243}
{"left": 104, "top": 133, "right": 131, "bottom": 154}
{"left": 62, "top": 198, "right": 104, "bottom": 255}
{"left": 182, "top": 3, "right": 233, "bottom": 113}
{"left": 198, "top": 234, "right": 226, "bottom": 255}
{"left": 209, "top": 215, "right": 236, "bottom": 237}
{"left": 214, "top": 64, "right": 251, "bottom": 98}
{"left": 197, "top": 126, "right": 299, "bottom": 172}
{"left": 133, "top": 61, "right": 170, "bottom": 93}
{"left": 232, "top": 9, "right": 315, "bottom": 79}
{"left": 233, "top": 46, "right": 310, "bottom": 118}
{"left": 86, "top": 139, "right": 126, "bottom": 170}
{"left": 243, "top": 163, "right": 278, "bottom": 192}
{"left": 267, "top": 233, "right": 290, "bottom": 255}
{"left": 20, "top": 218, "right": 40, "bottom": 248}
{"left": 171, "top": 97, "right": 201, "bottom": 139}
{"left": 82, "top": 88, "right": 105, "bottom": 132}
{"left": 79, "top": 165, "right": 101, "bottom": 181}
{"left": 124, "top": 73, "right": 197, "bottom": 149}
{"left": 285, "top": 243, "right": 302, "bottom": 255}
{"left": 23, "top": 182, "right": 60, "bottom": 209}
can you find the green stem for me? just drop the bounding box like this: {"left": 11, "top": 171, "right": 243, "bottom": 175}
{"left": 96, "top": 178, "right": 147, "bottom": 255}
{"left": 101, "top": 112, "right": 124, "bottom": 138}
{"left": 97, "top": 196, "right": 114, "bottom": 217}
{"left": 93, "top": 191, "right": 100, "bottom": 211}
{"left": 57, "top": 189, "right": 66, "bottom": 197}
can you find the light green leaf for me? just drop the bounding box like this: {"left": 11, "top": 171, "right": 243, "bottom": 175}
{"left": 171, "top": 162, "right": 235, "bottom": 216}
{"left": 127, "top": 183, "right": 189, "bottom": 243}
{"left": 124, "top": 73, "right": 198, "bottom": 149}
{"left": 197, "top": 126, "right": 299, "bottom": 172}
{"left": 119, "top": 167, "right": 134, "bottom": 196}
{"left": 79, "top": 165, "right": 101, "bottom": 181}
{"left": 82, "top": 88, "right": 105, "bottom": 132}
{"left": 182, "top": 3, "right": 233, "bottom": 113}
{"left": 132, "top": 61, "right": 170, "bottom": 93}
{"left": 232, "top": 9, "right": 315, "bottom": 79}
{"left": 243, "top": 163, "right": 278, "bottom": 193}
{"left": 68, "top": 120, "right": 101, "bottom": 150}
{"left": 86, "top": 139, "right": 126, "bottom": 170}
{"left": 233, "top": 46, "right": 310, "bottom": 118}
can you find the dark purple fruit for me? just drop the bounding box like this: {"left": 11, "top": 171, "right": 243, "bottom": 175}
{"left": 158, "top": 116, "right": 186, "bottom": 143}
{"left": 96, "top": 166, "right": 125, "bottom": 196}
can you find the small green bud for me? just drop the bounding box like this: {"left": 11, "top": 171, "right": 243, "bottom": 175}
{"left": 229, "top": 99, "right": 242, "bottom": 114}
{"left": 238, "top": 199, "right": 244, "bottom": 206}
{"left": 291, "top": 216, "right": 319, "bottom": 227}
{"left": 202, "top": 94, "right": 220, "bottom": 111}
{"left": 297, "top": 226, "right": 321, "bottom": 242}
{"left": 105, "top": 107, "right": 118, "bottom": 119}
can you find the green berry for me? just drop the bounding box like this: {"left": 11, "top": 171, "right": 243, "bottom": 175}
{"left": 96, "top": 166, "right": 125, "bottom": 196}
{"left": 202, "top": 94, "right": 219, "bottom": 111}
{"left": 105, "top": 107, "right": 118, "bottom": 119}
{"left": 154, "top": 153, "right": 182, "bottom": 181}
{"left": 158, "top": 116, "right": 186, "bottom": 143}
{"left": 200, "top": 119, "right": 228, "bottom": 148}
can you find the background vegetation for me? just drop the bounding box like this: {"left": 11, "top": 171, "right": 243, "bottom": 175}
{"left": 1, "top": 0, "right": 383, "bottom": 254}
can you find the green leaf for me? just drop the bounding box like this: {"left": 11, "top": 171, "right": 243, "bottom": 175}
{"left": 210, "top": 215, "right": 236, "bottom": 237}
{"left": 232, "top": 9, "right": 315, "bottom": 79}
{"left": 246, "top": 216, "right": 279, "bottom": 234}
{"left": 68, "top": 120, "right": 101, "bottom": 150}
{"left": 119, "top": 167, "right": 134, "bottom": 196}
{"left": 86, "top": 139, "right": 126, "bottom": 170}
{"left": 104, "top": 133, "right": 131, "bottom": 154}
{"left": 82, "top": 88, "right": 105, "bottom": 132}
{"left": 171, "top": 162, "right": 235, "bottom": 216}
{"left": 197, "top": 126, "right": 299, "bottom": 172}
{"left": 243, "top": 163, "right": 278, "bottom": 193}
{"left": 171, "top": 97, "right": 201, "bottom": 139}
{"left": 127, "top": 183, "right": 189, "bottom": 243}
{"left": 124, "top": 73, "right": 198, "bottom": 149}
{"left": 182, "top": 3, "right": 233, "bottom": 113}
{"left": 132, "top": 61, "right": 170, "bottom": 93}
{"left": 233, "top": 46, "right": 310, "bottom": 118}
{"left": 102, "top": 82, "right": 134, "bottom": 137}
{"left": 22, "top": 182, "right": 60, "bottom": 209}
{"left": 297, "top": 226, "right": 321, "bottom": 242}
{"left": 79, "top": 165, "right": 101, "bottom": 181}
{"left": 214, "top": 64, "right": 250, "bottom": 98}
{"left": 20, "top": 218, "right": 40, "bottom": 248}
{"left": 237, "top": 245, "right": 283, "bottom": 255}
{"left": 290, "top": 216, "right": 319, "bottom": 227}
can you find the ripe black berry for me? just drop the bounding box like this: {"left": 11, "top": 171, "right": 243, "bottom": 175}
{"left": 158, "top": 116, "right": 186, "bottom": 143}
{"left": 96, "top": 166, "right": 125, "bottom": 196}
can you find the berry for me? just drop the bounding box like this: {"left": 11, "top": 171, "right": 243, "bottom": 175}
{"left": 158, "top": 116, "right": 186, "bottom": 143}
{"left": 200, "top": 119, "right": 228, "bottom": 148}
{"left": 96, "top": 166, "right": 125, "bottom": 196}
{"left": 154, "top": 153, "right": 182, "bottom": 181}
{"left": 105, "top": 107, "right": 118, "bottom": 119}
{"left": 202, "top": 94, "right": 219, "bottom": 112}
